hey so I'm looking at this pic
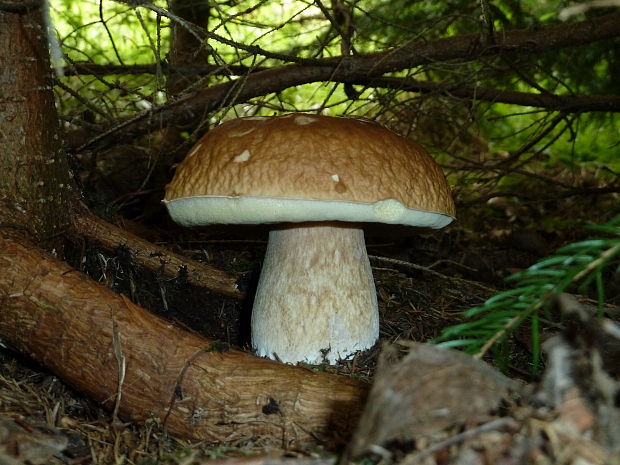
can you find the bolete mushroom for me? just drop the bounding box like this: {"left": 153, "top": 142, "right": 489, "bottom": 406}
{"left": 163, "top": 113, "right": 455, "bottom": 364}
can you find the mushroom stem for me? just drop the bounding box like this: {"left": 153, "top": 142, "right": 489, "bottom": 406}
{"left": 252, "top": 222, "right": 379, "bottom": 364}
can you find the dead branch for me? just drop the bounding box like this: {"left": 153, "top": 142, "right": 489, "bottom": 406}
{"left": 345, "top": 77, "right": 620, "bottom": 113}
{"left": 61, "top": 62, "right": 268, "bottom": 78}
{"left": 71, "top": 209, "right": 244, "bottom": 299}
{"left": 65, "top": 13, "right": 620, "bottom": 153}
{"left": 62, "top": 66, "right": 620, "bottom": 113}
{"left": 135, "top": 1, "right": 328, "bottom": 68}
{"left": 0, "top": 229, "right": 368, "bottom": 445}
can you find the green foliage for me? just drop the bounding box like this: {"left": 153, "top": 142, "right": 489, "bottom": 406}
{"left": 550, "top": 114, "right": 620, "bottom": 171}
{"left": 53, "top": 0, "right": 170, "bottom": 64}
{"left": 435, "top": 215, "right": 620, "bottom": 373}
{"left": 49, "top": 0, "right": 620, "bottom": 171}
{"left": 478, "top": 105, "right": 620, "bottom": 173}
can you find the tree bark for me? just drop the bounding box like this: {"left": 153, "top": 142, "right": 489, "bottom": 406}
{"left": 0, "top": 228, "right": 368, "bottom": 445}
{"left": 66, "top": 13, "right": 620, "bottom": 153}
{"left": 0, "top": 4, "right": 74, "bottom": 246}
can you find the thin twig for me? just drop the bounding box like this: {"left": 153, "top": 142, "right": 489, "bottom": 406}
{"left": 369, "top": 255, "right": 498, "bottom": 293}
{"left": 134, "top": 2, "right": 328, "bottom": 67}
{"left": 400, "top": 417, "right": 519, "bottom": 465}
{"left": 61, "top": 62, "right": 268, "bottom": 77}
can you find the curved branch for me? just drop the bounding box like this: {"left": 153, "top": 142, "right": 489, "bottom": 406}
{"left": 64, "top": 68, "right": 620, "bottom": 114}
{"left": 65, "top": 13, "right": 620, "bottom": 153}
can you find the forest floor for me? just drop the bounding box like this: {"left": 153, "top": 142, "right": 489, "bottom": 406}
{"left": 1, "top": 172, "right": 619, "bottom": 464}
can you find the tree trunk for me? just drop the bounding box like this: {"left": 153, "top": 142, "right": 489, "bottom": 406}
{"left": 0, "top": 4, "right": 74, "bottom": 247}
{"left": 160, "top": 0, "right": 213, "bottom": 156}
{"left": 168, "top": 0, "right": 212, "bottom": 95}
{"left": 0, "top": 229, "right": 368, "bottom": 445}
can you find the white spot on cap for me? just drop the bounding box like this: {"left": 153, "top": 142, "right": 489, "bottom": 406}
{"left": 295, "top": 115, "right": 317, "bottom": 125}
{"left": 233, "top": 149, "right": 251, "bottom": 163}
{"left": 187, "top": 142, "right": 202, "bottom": 158}
{"left": 244, "top": 116, "right": 268, "bottom": 121}
{"left": 331, "top": 174, "right": 340, "bottom": 182}
{"left": 373, "top": 198, "right": 405, "bottom": 221}
{"left": 229, "top": 127, "right": 256, "bottom": 137}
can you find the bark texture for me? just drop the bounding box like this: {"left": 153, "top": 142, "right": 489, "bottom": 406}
{"left": 0, "top": 6, "right": 73, "bottom": 244}
{"left": 0, "top": 229, "right": 368, "bottom": 445}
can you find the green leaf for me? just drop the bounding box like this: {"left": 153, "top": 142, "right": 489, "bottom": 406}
{"left": 433, "top": 215, "right": 620, "bottom": 375}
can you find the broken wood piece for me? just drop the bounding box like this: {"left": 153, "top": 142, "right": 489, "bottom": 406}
{"left": 0, "top": 230, "right": 368, "bottom": 445}
{"left": 345, "top": 342, "right": 519, "bottom": 460}
{"left": 72, "top": 209, "right": 244, "bottom": 299}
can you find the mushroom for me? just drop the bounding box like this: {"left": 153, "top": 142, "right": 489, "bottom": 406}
{"left": 163, "top": 113, "right": 455, "bottom": 364}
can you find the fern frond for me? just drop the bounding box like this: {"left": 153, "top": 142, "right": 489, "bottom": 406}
{"left": 434, "top": 214, "right": 620, "bottom": 371}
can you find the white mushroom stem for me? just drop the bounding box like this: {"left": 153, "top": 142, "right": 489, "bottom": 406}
{"left": 251, "top": 222, "right": 379, "bottom": 364}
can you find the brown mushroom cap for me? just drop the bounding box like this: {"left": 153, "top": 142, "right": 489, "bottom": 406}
{"left": 164, "top": 113, "right": 455, "bottom": 228}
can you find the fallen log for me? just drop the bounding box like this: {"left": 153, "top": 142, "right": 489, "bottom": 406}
{"left": 0, "top": 229, "right": 368, "bottom": 445}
